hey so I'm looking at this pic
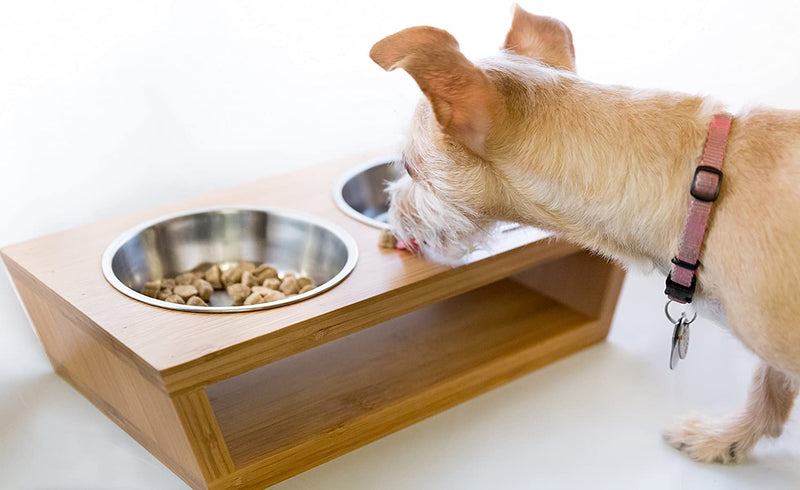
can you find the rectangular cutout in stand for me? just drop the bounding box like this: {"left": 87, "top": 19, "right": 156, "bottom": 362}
{"left": 206, "top": 278, "right": 599, "bottom": 470}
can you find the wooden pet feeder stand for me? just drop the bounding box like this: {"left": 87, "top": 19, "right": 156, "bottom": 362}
{"left": 2, "top": 152, "right": 624, "bottom": 489}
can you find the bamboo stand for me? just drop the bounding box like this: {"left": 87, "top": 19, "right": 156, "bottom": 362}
{"left": 2, "top": 152, "right": 624, "bottom": 489}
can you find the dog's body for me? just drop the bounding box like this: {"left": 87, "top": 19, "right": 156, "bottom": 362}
{"left": 371, "top": 6, "right": 800, "bottom": 464}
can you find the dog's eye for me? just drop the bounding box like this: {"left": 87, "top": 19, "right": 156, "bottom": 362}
{"left": 404, "top": 161, "right": 417, "bottom": 180}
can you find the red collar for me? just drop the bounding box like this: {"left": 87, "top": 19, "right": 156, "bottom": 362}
{"left": 665, "top": 113, "right": 733, "bottom": 304}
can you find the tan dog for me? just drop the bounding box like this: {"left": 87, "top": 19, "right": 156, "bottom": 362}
{"left": 370, "top": 5, "right": 800, "bottom": 464}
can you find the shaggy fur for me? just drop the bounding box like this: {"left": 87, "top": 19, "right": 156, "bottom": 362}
{"left": 370, "top": 5, "right": 800, "bottom": 463}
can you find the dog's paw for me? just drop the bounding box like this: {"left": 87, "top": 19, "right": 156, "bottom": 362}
{"left": 663, "top": 413, "right": 749, "bottom": 464}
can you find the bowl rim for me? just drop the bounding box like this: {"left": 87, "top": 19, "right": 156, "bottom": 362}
{"left": 332, "top": 155, "right": 401, "bottom": 230}
{"left": 101, "top": 206, "right": 359, "bottom": 313}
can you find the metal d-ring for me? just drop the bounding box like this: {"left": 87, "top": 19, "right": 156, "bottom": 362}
{"left": 664, "top": 299, "right": 698, "bottom": 325}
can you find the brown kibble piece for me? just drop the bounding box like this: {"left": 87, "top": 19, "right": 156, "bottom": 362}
{"left": 221, "top": 267, "right": 244, "bottom": 287}
{"left": 186, "top": 296, "right": 208, "bottom": 306}
{"left": 254, "top": 264, "right": 278, "bottom": 282}
{"left": 263, "top": 290, "right": 286, "bottom": 302}
{"left": 227, "top": 283, "right": 251, "bottom": 306}
{"left": 204, "top": 265, "right": 222, "bottom": 289}
{"left": 262, "top": 278, "right": 281, "bottom": 290}
{"left": 174, "top": 284, "right": 198, "bottom": 300}
{"left": 191, "top": 262, "right": 212, "bottom": 274}
{"left": 241, "top": 270, "right": 259, "bottom": 288}
{"left": 378, "top": 229, "right": 398, "bottom": 249}
{"left": 164, "top": 294, "right": 185, "bottom": 304}
{"left": 160, "top": 261, "right": 316, "bottom": 307}
{"left": 243, "top": 292, "right": 264, "bottom": 306}
{"left": 193, "top": 279, "right": 214, "bottom": 301}
{"left": 279, "top": 275, "right": 299, "bottom": 295}
{"left": 238, "top": 261, "right": 256, "bottom": 272}
{"left": 296, "top": 276, "right": 314, "bottom": 289}
{"left": 142, "top": 280, "right": 161, "bottom": 298}
{"left": 175, "top": 272, "right": 197, "bottom": 285}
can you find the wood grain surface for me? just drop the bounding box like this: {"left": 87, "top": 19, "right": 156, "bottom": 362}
{"left": 2, "top": 150, "right": 625, "bottom": 489}
{"left": 1, "top": 150, "right": 580, "bottom": 391}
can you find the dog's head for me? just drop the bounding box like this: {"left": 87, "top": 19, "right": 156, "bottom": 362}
{"left": 370, "top": 5, "right": 575, "bottom": 259}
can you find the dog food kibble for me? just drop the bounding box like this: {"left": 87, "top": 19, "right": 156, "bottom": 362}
{"left": 378, "top": 229, "right": 398, "bottom": 249}
{"left": 221, "top": 267, "right": 243, "bottom": 287}
{"left": 191, "top": 262, "right": 210, "bottom": 273}
{"left": 263, "top": 290, "right": 286, "bottom": 302}
{"left": 175, "top": 272, "right": 197, "bottom": 286}
{"left": 227, "top": 283, "right": 251, "bottom": 306}
{"left": 262, "top": 278, "right": 281, "bottom": 290}
{"left": 204, "top": 265, "right": 222, "bottom": 289}
{"left": 243, "top": 292, "right": 264, "bottom": 306}
{"left": 164, "top": 294, "right": 185, "bottom": 304}
{"left": 241, "top": 270, "right": 259, "bottom": 288}
{"left": 143, "top": 261, "right": 320, "bottom": 308}
{"left": 142, "top": 280, "right": 161, "bottom": 298}
{"left": 279, "top": 275, "right": 300, "bottom": 295}
{"left": 174, "top": 284, "right": 198, "bottom": 300}
{"left": 254, "top": 264, "right": 278, "bottom": 282}
{"left": 193, "top": 279, "right": 214, "bottom": 301}
{"left": 187, "top": 296, "right": 208, "bottom": 307}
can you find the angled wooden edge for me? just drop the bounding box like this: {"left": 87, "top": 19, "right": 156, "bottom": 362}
{"left": 172, "top": 389, "right": 236, "bottom": 483}
{"left": 2, "top": 253, "right": 207, "bottom": 489}
{"left": 596, "top": 262, "right": 626, "bottom": 330}
{"left": 55, "top": 365, "right": 208, "bottom": 490}
{"left": 1, "top": 253, "right": 164, "bottom": 388}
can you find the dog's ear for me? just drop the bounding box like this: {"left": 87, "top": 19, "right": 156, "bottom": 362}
{"left": 370, "top": 26, "right": 497, "bottom": 157}
{"left": 503, "top": 4, "right": 576, "bottom": 72}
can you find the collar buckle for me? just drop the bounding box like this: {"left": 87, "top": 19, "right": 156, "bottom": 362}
{"left": 665, "top": 272, "right": 696, "bottom": 304}
{"left": 690, "top": 165, "right": 724, "bottom": 202}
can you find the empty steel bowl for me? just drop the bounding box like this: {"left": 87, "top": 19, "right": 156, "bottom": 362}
{"left": 333, "top": 158, "right": 404, "bottom": 229}
{"left": 102, "top": 207, "right": 358, "bottom": 312}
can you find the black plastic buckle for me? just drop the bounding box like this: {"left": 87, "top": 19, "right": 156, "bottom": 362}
{"left": 671, "top": 256, "right": 699, "bottom": 271}
{"left": 665, "top": 273, "right": 696, "bottom": 304}
{"left": 690, "top": 165, "right": 723, "bottom": 202}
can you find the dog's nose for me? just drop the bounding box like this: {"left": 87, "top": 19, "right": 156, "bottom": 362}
{"left": 396, "top": 238, "right": 420, "bottom": 252}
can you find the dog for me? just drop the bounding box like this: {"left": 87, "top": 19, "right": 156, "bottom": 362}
{"left": 370, "top": 4, "right": 800, "bottom": 464}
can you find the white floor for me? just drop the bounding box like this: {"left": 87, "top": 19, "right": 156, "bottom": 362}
{"left": 4, "top": 268, "right": 800, "bottom": 489}
{"left": 2, "top": 1, "right": 800, "bottom": 489}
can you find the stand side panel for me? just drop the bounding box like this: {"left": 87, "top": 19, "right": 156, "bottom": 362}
{"left": 172, "top": 389, "right": 235, "bottom": 482}
{"left": 512, "top": 251, "right": 626, "bottom": 321}
{"left": 3, "top": 256, "right": 207, "bottom": 490}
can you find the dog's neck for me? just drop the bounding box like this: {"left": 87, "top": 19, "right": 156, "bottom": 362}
{"left": 496, "top": 76, "right": 724, "bottom": 270}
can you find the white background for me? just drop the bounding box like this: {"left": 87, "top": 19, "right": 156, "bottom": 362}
{"left": 2, "top": 1, "right": 800, "bottom": 488}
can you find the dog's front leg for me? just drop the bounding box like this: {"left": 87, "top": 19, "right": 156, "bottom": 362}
{"left": 663, "top": 362, "right": 798, "bottom": 463}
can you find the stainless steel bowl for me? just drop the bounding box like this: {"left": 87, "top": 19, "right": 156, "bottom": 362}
{"left": 101, "top": 207, "right": 358, "bottom": 312}
{"left": 333, "top": 158, "right": 404, "bottom": 229}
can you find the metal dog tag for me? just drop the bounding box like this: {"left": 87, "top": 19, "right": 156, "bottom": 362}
{"left": 665, "top": 300, "right": 696, "bottom": 370}
{"left": 669, "top": 317, "right": 690, "bottom": 370}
